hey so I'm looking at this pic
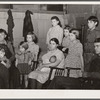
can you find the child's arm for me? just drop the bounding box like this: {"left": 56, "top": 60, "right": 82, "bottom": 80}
{"left": 15, "top": 59, "right": 18, "bottom": 67}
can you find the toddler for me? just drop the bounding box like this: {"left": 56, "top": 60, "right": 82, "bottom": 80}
{"left": 15, "top": 41, "right": 32, "bottom": 88}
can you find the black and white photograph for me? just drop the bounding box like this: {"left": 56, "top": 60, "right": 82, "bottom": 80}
{"left": 0, "top": 1, "right": 100, "bottom": 99}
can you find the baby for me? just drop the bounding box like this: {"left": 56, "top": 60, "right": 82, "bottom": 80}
{"left": 49, "top": 55, "right": 56, "bottom": 63}
{"left": 37, "top": 55, "right": 57, "bottom": 72}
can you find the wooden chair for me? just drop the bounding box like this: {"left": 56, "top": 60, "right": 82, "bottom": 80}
{"left": 43, "top": 67, "right": 82, "bottom": 89}
{"left": 31, "top": 48, "right": 41, "bottom": 71}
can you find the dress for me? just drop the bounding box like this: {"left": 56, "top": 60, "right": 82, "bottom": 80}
{"left": 28, "top": 49, "right": 65, "bottom": 84}
{"left": 62, "top": 36, "right": 70, "bottom": 48}
{"left": 65, "top": 40, "right": 83, "bottom": 78}
{"left": 16, "top": 51, "right": 32, "bottom": 74}
{"left": 46, "top": 25, "right": 63, "bottom": 45}
{"left": 26, "top": 42, "right": 39, "bottom": 61}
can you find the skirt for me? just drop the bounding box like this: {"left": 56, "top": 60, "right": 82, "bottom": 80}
{"left": 17, "top": 63, "right": 31, "bottom": 74}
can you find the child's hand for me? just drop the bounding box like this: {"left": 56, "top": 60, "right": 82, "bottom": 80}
{"left": 62, "top": 48, "right": 66, "bottom": 51}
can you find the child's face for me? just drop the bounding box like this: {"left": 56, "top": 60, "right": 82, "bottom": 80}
{"left": 94, "top": 42, "right": 100, "bottom": 55}
{"left": 19, "top": 46, "right": 25, "bottom": 53}
{"left": 0, "top": 51, "right": 5, "bottom": 58}
{"left": 64, "top": 29, "right": 70, "bottom": 37}
{"left": 51, "top": 19, "right": 59, "bottom": 27}
{"left": 88, "top": 20, "right": 97, "bottom": 29}
{"left": 0, "top": 33, "right": 6, "bottom": 42}
{"left": 69, "top": 32, "right": 76, "bottom": 41}
{"left": 27, "top": 35, "right": 33, "bottom": 42}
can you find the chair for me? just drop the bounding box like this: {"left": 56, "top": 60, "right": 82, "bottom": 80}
{"left": 43, "top": 67, "right": 82, "bottom": 89}
{"left": 31, "top": 48, "right": 41, "bottom": 71}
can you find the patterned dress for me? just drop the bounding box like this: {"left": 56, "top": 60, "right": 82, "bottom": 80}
{"left": 65, "top": 40, "right": 83, "bottom": 78}
{"left": 28, "top": 49, "right": 65, "bottom": 84}
{"left": 62, "top": 36, "right": 70, "bottom": 48}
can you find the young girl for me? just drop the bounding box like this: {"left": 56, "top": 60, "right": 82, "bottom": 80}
{"left": 26, "top": 32, "right": 39, "bottom": 62}
{"left": 62, "top": 25, "right": 71, "bottom": 52}
{"left": 15, "top": 41, "right": 32, "bottom": 88}
{"left": 58, "top": 25, "right": 71, "bottom": 55}
{"left": 65, "top": 29, "right": 84, "bottom": 78}
{"left": 46, "top": 16, "right": 63, "bottom": 46}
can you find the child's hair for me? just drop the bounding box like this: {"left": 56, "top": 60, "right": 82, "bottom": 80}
{"left": 87, "top": 16, "right": 99, "bottom": 27}
{"left": 94, "top": 38, "right": 100, "bottom": 43}
{"left": 51, "top": 16, "right": 62, "bottom": 27}
{"left": 64, "top": 25, "right": 72, "bottom": 31}
{"left": 70, "top": 28, "right": 80, "bottom": 39}
{"left": 19, "top": 41, "right": 28, "bottom": 50}
{"left": 0, "top": 29, "right": 7, "bottom": 37}
{"left": 49, "top": 55, "right": 56, "bottom": 63}
{"left": 27, "top": 32, "right": 38, "bottom": 43}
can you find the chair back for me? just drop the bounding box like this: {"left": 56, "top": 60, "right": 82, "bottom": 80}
{"left": 31, "top": 48, "right": 41, "bottom": 71}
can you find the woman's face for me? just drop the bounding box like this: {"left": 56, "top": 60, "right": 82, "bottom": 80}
{"left": 27, "top": 35, "right": 33, "bottom": 42}
{"left": 64, "top": 29, "right": 70, "bottom": 37}
{"left": 0, "top": 33, "right": 6, "bottom": 42}
{"left": 51, "top": 19, "right": 59, "bottom": 27}
{"left": 69, "top": 33, "right": 76, "bottom": 41}
{"left": 49, "top": 40, "right": 57, "bottom": 50}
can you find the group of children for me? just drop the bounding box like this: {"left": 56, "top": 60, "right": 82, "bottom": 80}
{"left": 0, "top": 15, "right": 100, "bottom": 89}
{"left": 0, "top": 29, "right": 39, "bottom": 88}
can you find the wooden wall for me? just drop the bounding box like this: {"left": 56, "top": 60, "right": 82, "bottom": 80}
{"left": 0, "top": 11, "right": 64, "bottom": 55}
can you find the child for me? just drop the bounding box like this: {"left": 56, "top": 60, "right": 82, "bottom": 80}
{"left": 0, "top": 47, "right": 10, "bottom": 88}
{"left": 58, "top": 25, "right": 71, "bottom": 55}
{"left": 46, "top": 16, "right": 63, "bottom": 46}
{"left": 49, "top": 55, "right": 56, "bottom": 63}
{"left": 15, "top": 41, "right": 32, "bottom": 88}
{"left": 84, "top": 16, "right": 100, "bottom": 71}
{"left": 62, "top": 25, "right": 71, "bottom": 52}
{"left": 26, "top": 32, "right": 39, "bottom": 62}
{"left": 37, "top": 55, "right": 57, "bottom": 73}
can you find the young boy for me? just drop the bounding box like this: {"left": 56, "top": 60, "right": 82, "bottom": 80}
{"left": 83, "top": 38, "right": 100, "bottom": 89}
{"left": 84, "top": 16, "right": 100, "bottom": 71}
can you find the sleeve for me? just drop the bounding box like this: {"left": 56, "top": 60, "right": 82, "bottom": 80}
{"left": 55, "top": 51, "right": 64, "bottom": 61}
{"left": 76, "top": 43, "right": 83, "bottom": 56}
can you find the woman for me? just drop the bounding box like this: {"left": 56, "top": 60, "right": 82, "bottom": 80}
{"left": 28, "top": 38, "right": 65, "bottom": 89}
{"left": 46, "top": 16, "right": 63, "bottom": 46}
{"left": 65, "top": 28, "right": 84, "bottom": 77}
